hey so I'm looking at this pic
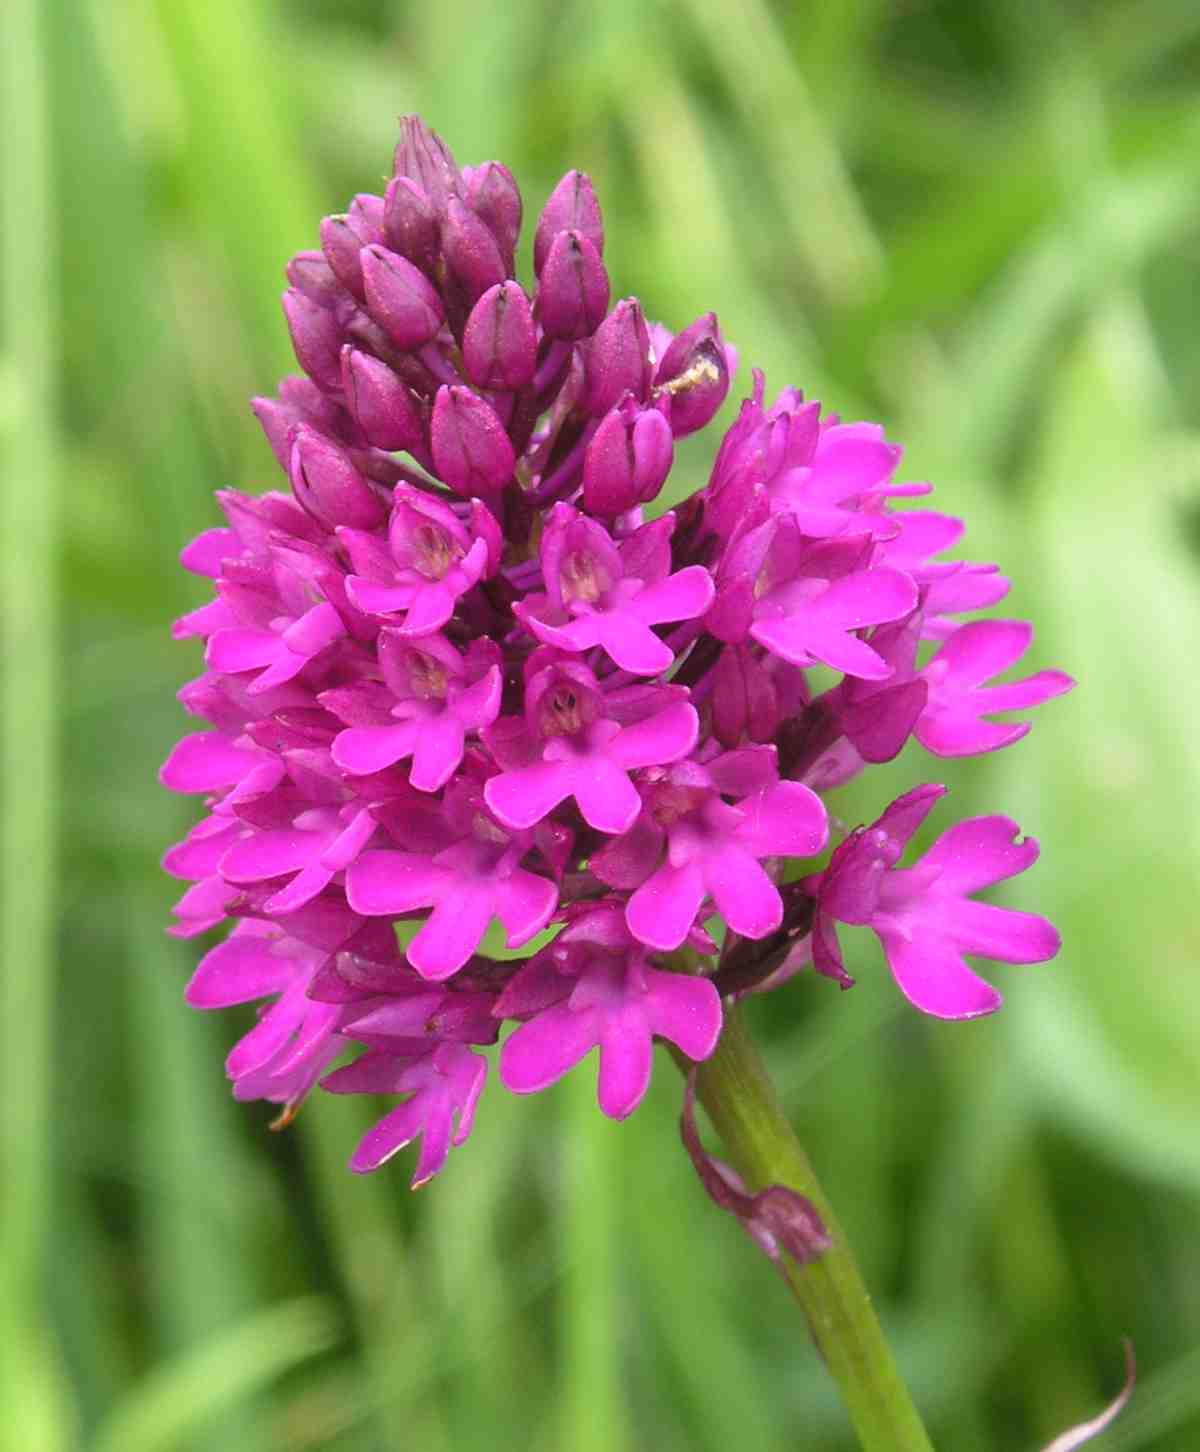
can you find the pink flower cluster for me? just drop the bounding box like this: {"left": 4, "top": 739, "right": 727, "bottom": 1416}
{"left": 161, "top": 118, "right": 1071, "bottom": 1185}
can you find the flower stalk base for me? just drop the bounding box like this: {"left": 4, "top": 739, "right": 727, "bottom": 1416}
{"left": 688, "top": 1003, "right": 935, "bottom": 1452}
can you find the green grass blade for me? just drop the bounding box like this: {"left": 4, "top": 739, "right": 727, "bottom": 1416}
{"left": 0, "top": 0, "right": 72, "bottom": 1446}
{"left": 88, "top": 1297, "right": 339, "bottom": 1452}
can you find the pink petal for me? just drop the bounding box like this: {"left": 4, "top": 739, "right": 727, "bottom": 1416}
{"left": 596, "top": 611, "right": 675, "bottom": 675}
{"left": 643, "top": 971, "right": 722, "bottom": 1061}
{"left": 172, "top": 598, "right": 238, "bottom": 640}
{"left": 162, "top": 819, "right": 243, "bottom": 879}
{"left": 262, "top": 861, "right": 335, "bottom": 914}
{"left": 916, "top": 713, "right": 1030, "bottom": 757}
{"left": 349, "top": 1099, "right": 428, "bottom": 1173}
{"left": 976, "top": 669, "right": 1075, "bottom": 712}
{"left": 185, "top": 935, "right": 292, "bottom": 1007}
{"left": 221, "top": 828, "right": 324, "bottom": 883}
{"left": 810, "top": 424, "right": 900, "bottom": 497}
{"left": 180, "top": 527, "right": 238, "bottom": 576}
{"left": 160, "top": 733, "right": 260, "bottom": 793}
{"left": 608, "top": 702, "right": 699, "bottom": 770}
{"left": 332, "top": 722, "right": 419, "bottom": 776}
{"left": 398, "top": 582, "right": 456, "bottom": 638}
{"left": 877, "top": 929, "right": 1003, "bottom": 1020}
{"left": 735, "top": 781, "right": 827, "bottom": 859}
{"left": 571, "top": 758, "right": 643, "bottom": 835}
{"left": 409, "top": 718, "right": 466, "bottom": 792}
{"left": 494, "top": 868, "right": 559, "bottom": 947}
{"left": 484, "top": 761, "right": 573, "bottom": 831}
{"left": 205, "top": 628, "right": 282, "bottom": 674}
{"left": 704, "top": 845, "right": 783, "bottom": 941}
{"left": 626, "top": 861, "right": 706, "bottom": 950}
{"left": 919, "top": 815, "right": 1039, "bottom": 895}
{"left": 452, "top": 665, "right": 503, "bottom": 731}
{"left": 596, "top": 1007, "right": 654, "bottom": 1119}
{"left": 629, "top": 565, "right": 716, "bottom": 627}
{"left": 346, "top": 578, "right": 413, "bottom": 615}
{"left": 345, "top": 850, "right": 448, "bottom": 915}
{"left": 226, "top": 989, "right": 308, "bottom": 1078}
{"left": 501, "top": 1005, "right": 602, "bottom": 1095}
{"left": 942, "top": 898, "right": 1061, "bottom": 964}
{"left": 754, "top": 614, "right": 892, "bottom": 680}
{"left": 931, "top": 618, "right": 1032, "bottom": 687}
{"left": 812, "top": 568, "right": 917, "bottom": 631}
{"left": 410, "top": 1099, "right": 456, "bottom": 1186}
{"left": 407, "top": 886, "right": 495, "bottom": 979}
{"left": 280, "top": 601, "right": 344, "bottom": 655}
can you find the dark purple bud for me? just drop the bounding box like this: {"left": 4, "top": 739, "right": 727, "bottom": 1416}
{"left": 340, "top": 347, "right": 425, "bottom": 452}
{"left": 286, "top": 250, "right": 341, "bottom": 306}
{"left": 537, "top": 230, "right": 609, "bottom": 340}
{"left": 443, "top": 198, "right": 508, "bottom": 306}
{"left": 583, "top": 403, "right": 673, "bottom": 516}
{"left": 383, "top": 176, "right": 440, "bottom": 276}
{"left": 430, "top": 385, "right": 516, "bottom": 497}
{"left": 463, "top": 162, "right": 523, "bottom": 266}
{"left": 462, "top": 282, "right": 537, "bottom": 391}
{"left": 360, "top": 244, "right": 445, "bottom": 350}
{"left": 252, "top": 377, "right": 346, "bottom": 470}
{"left": 583, "top": 298, "right": 652, "bottom": 416}
{"left": 319, "top": 196, "right": 384, "bottom": 300}
{"left": 250, "top": 396, "right": 296, "bottom": 470}
{"left": 289, "top": 424, "right": 387, "bottom": 530}
{"left": 711, "top": 645, "right": 781, "bottom": 748}
{"left": 393, "top": 115, "right": 460, "bottom": 206}
{"left": 654, "top": 313, "right": 731, "bottom": 437}
{"left": 282, "top": 287, "right": 343, "bottom": 390}
{"left": 680, "top": 1070, "right": 830, "bottom": 1269}
{"left": 534, "top": 170, "right": 603, "bottom": 276}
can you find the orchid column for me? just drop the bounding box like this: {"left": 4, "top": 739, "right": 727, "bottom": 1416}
{"left": 161, "top": 116, "right": 1071, "bottom": 1448}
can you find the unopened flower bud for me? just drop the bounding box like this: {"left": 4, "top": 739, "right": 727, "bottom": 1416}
{"left": 584, "top": 298, "right": 652, "bottom": 416}
{"left": 711, "top": 644, "right": 781, "bottom": 748}
{"left": 462, "top": 282, "right": 537, "bottom": 391}
{"left": 286, "top": 251, "right": 341, "bottom": 306}
{"left": 534, "top": 170, "right": 603, "bottom": 276}
{"left": 443, "top": 197, "right": 508, "bottom": 306}
{"left": 393, "top": 114, "right": 460, "bottom": 206}
{"left": 341, "top": 347, "right": 425, "bottom": 452}
{"left": 583, "top": 402, "right": 673, "bottom": 516}
{"left": 430, "top": 385, "right": 516, "bottom": 497}
{"left": 289, "top": 423, "right": 387, "bottom": 530}
{"left": 282, "top": 287, "right": 343, "bottom": 390}
{"left": 319, "top": 195, "right": 384, "bottom": 300}
{"left": 383, "top": 176, "right": 439, "bottom": 276}
{"left": 463, "top": 162, "right": 523, "bottom": 266}
{"left": 360, "top": 243, "right": 445, "bottom": 350}
{"left": 538, "top": 230, "right": 609, "bottom": 340}
{"left": 655, "top": 313, "right": 730, "bottom": 437}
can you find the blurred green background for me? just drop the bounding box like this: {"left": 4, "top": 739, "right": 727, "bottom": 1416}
{"left": 4, "top": 0, "right": 1200, "bottom": 1449}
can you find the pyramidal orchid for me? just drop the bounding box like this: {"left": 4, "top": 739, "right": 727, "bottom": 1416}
{"left": 161, "top": 117, "right": 1080, "bottom": 1452}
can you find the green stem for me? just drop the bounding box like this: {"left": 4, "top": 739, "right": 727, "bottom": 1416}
{"left": 689, "top": 1003, "right": 935, "bottom": 1452}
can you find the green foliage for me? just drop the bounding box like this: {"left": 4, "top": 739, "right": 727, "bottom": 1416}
{"left": 3, "top": 0, "right": 1199, "bottom": 1447}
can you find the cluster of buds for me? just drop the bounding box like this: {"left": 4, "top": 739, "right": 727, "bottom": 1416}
{"left": 162, "top": 118, "right": 1071, "bottom": 1186}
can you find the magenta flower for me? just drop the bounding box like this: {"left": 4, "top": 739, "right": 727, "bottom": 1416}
{"left": 339, "top": 483, "right": 501, "bottom": 633}
{"left": 345, "top": 784, "right": 559, "bottom": 980}
{"left": 806, "top": 785, "right": 1061, "bottom": 1018}
{"left": 326, "top": 631, "right": 502, "bottom": 790}
{"left": 484, "top": 662, "right": 698, "bottom": 834}
{"left": 162, "top": 117, "right": 1069, "bottom": 1191}
{"left": 496, "top": 907, "right": 722, "bottom": 1118}
{"left": 710, "top": 514, "right": 918, "bottom": 680}
{"left": 516, "top": 505, "right": 715, "bottom": 675}
{"left": 323, "top": 1042, "right": 487, "bottom": 1184}
{"left": 593, "top": 755, "right": 829, "bottom": 951}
